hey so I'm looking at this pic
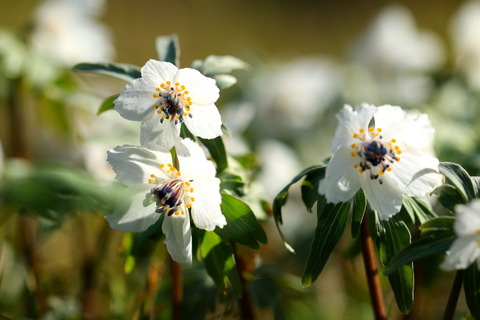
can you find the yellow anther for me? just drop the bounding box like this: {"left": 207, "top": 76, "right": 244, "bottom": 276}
{"left": 184, "top": 90, "right": 189, "bottom": 94}
{"left": 379, "top": 171, "right": 385, "bottom": 175}
{"left": 396, "top": 150, "right": 402, "bottom": 155}
{"left": 174, "top": 211, "right": 180, "bottom": 216}
{"left": 187, "top": 101, "right": 193, "bottom": 106}
{"left": 181, "top": 211, "right": 185, "bottom": 215}
{"left": 351, "top": 144, "right": 357, "bottom": 148}
{"left": 175, "top": 82, "right": 180, "bottom": 86}
{"left": 186, "top": 204, "right": 192, "bottom": 208}
{"left": 369, "top": 128, "right": 374, "bottom": 132}
{"left": 166, "top": 81, "right": 171, "bottom": 85}
{"left": 148, "top": 179, "right": 153, "bottom": 184}
{"left": 153, "top": 94, "right": 159, "bottom": 98}
{"left": 394, "top": 146, "right": 400, "bottom": 150}
{"left": 391, "top": 139, "right": 396, "bottom": 143}
{"left": 160, "top": 164, "right": 165, "bottom": 168}
{"left": 353, "top": 164, "right": 359, "bottom": 169}
{"left": 377, "top": 128, "right": 382, "bottom": 132}
{"left": 359, "top": 169, "right": 364, "bottom": 173}
{"left": 359, "top": 129, "right": 365, "bottom": 133}
{"left": 185, "top": 181, "right": 190, "bottom": 186}
{"left": 190, "top": 197, "right": 195, "bottom": 202}
{"left": 353, "top": 133, "right": 359, "bottom": 138}
{"left": 155, "top": 87, "right": 160, "bottom": 91}
{"left": 396, "top": 157, "right": 401, "bottom": 162}
{"left": 156, "top": 109, "right": 162, "bottom": 114}
{"left": 168, "top": 163, "right": 173, "bottom": 168}
{"left": 350, "top": 151, "right": 356, "bottom": 157}
{"left": 183, "top": 112, "right": 188, "bottom": 117}
{"left": 387, "top": 167, "right": 392, "bottom": 172}
{"left": 150, "top": 174, "right": 155, "bottom": 178}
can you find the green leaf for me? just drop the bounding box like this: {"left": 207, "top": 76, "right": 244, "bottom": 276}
{"left": 351, "top": 190, "right": 366, "bottom": 238}
{"left": 472, "top": 176, "right": 480, "bottom": 197}
{"left": 300, "top": 166, "right": 326, "bottom": 212}
{"left": 419, "top": 216, "right": 455, "bottom": 235}
{"left": 73, "top": 62, "right": 141, "bottom": 81}
{"left": 464, "top": 265, "right": 480, "bottom": 319}
{"left": 273, "top": 164, "right": 326, "bottom": 252}
{"left": 156, "top": 34, "right": 180, "bottom": 66}
{"left": 212, "top": 74, "right": 237, "bottom": 90}
{"left": 402, "top": 196, "right": 437, "bottom": 224}
{"left": 433, "top": 184, "right": 466, "bottom": 212}
{"left": 378, "top": 217, "right": 413, "bottom": 313}
{"left": 302, "top": 198, "right": 350, "bottom": 286}
{"left": 198, "top": 136, "right": 228, "bottom": 173}
{"left": 200, "top": 231, "right": 242, "bottom": 297}
{"left": 216, "top": 193, "right": 267, "bottom": 249}
{"left": 439, "top": 162, "right": 475, "bottom": 202}
{"left": 97, "top": 94, "right": 118, "bottom": 115}
{"left": 384, "top": 217, "right": 456, "bottom": 275}
{"left": 201, "top": 55, "right": 249, "bottom": 76}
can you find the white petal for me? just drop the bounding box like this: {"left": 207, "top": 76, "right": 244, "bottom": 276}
{"left": 107, "top": 145, "right": 171, "bottom": 186}
{"left": 331, "top": 104, "right": 377, "bottom": 151}
{"left": 319, "top": 146, "right": 361, "bottom": 203}
{"left": 388, "top": 151, "right": 442, "bottom": 196}
{"left": 162, "top": 210, "right": 192, "bottom": 264}
{"left": 184, "top": 104, "right": 223, "bottom": 139}
{"left": 190, "top": 179, "right": 225, "bottom": 231}
{"left": 105, "top": 185, "right": 160, "bottom": 232}
{"left": 440, "top": 237, "right": 480, "bottom": 271}
{"left": 141, "top": 59, "right": 178, "bottom": 87}
{"left": 114, "top": 78, "right": 156, "bottom": 121}
{"left": 140, "top": 116, "right": 181, "bottom": 151}
{"left": 454, "top": 200, "right": 480, "bottom": 236}
{"left": 175, "top": 68, "right": 219, "bottom": 105}
{"left": 360, "top": 173, "right": 403, "bottom": 220}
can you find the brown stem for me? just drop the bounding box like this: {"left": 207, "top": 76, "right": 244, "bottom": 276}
{"left": 360, "top": 211, "right": 387, "bottom": 320}
{"left": 7, "top": 78, "right": 28, "bottom": 159}
{"left": 233, "top": 244, "right": 256, "bottom": 320}
{"left": 170, "top": 258, "right": 182, "bottom": 320}
{"left": 443, "top": 270, "right": 463, "bottom": 320}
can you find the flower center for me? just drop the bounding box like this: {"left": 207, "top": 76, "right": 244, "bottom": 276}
{"left": 147, "top": 163, "right": 195, "bottom": 216}
{"left": 152, "top": 81, "right": 193, "bottom": 125}
{"left": 350, "top": 127, "right": 401, "bottom": 184}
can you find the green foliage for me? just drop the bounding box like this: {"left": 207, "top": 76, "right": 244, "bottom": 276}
{"left": 191, "top": 55, "right": 249, "bottom": 90}
{"left": 464, "top": 265, "right": 480, "bottom": 319}
{"left": 439, "top": 162, "right": 475, "bottom": 202}
{"left": 156, "top": 34, "right": 180, "bottom": 66}
{"left": 351, "top": 190, "right": 366, "bottom": 238}
{"left": 97, "top": 94, "right": 118, "bottom": 115}
{"left": 73, "top": 62, "right": 141, "bottom": 82}
{"left": 302, "top": 198, "right": 350, "bottom": 286}
{"left": 378, "top": 217, "right": 413, "bottom": 313}
{"left": 200, "top": 231, "right": 243, "bottom": 297}
{"left": 272, "top": 164, "right": 326, "bottom": 252}
{"left": 402, "top": 196, "right": 437, "bottom": 224}
{"left": 199, "top": 136, "right": 228, "bottom": 173}
{"left": 216, "top": 193, "right": 267, "bottom": 249}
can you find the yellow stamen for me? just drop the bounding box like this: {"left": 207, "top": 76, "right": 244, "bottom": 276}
{"left": 351, "top": 144, "right": 357, "bottom": 148}
{"left": 387, "top": 167, "right": 392, "bottom": 172}
{"left": 353, "top": 164, "right": 359, "bottom": 169}
{"left": 350, "top": 151, "right": 356, "bottom": 157}
{"left": 369, "top": 128, "right": 374, "bottom": 132}
{"left": 359, "top": 129, "right": 365, "bottom": 133}
{"left": 353, "top": 133, "right": 359, "bottom": 138}
{"left": 377, "top": 128, "right": 382, "bottom": 132}
{"left": 391, "top": 139, "right": 396, "bottom": 143}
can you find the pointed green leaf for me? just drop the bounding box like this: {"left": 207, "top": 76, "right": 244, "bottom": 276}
{"left": 300, "top": 166, "right": 326, "bottom": 212}
{"left": 432, "top": 184, "right": 466, "bottom": 212}
{"left": 212, "top": 74, "right": 237, "bottom": 90}
{"left": 351, "top": 190, "right": 367, "bottom": 238}
{"left": 384, "top": 217, "right": 455, "bottom": 275}
{"left": 378, "top": 218, "right": 413, "bottom": 313}
{"left": 200, "top": 231, "right": 242, "bottom": 297}
{"left": 156, "top": 34, "right": 180, "bottom": 66}
{"left": 302, "top": 198, "right": 350, "bottom": 286}
{"left": 216, "top": 193, "right": 267, "bottom": 249}
{"left": 73, "top": 62, "right": 141, "bottom": 81}
{"left": 97, "top": 94, "right": 118, "bottom": 115}
{"left": 273, "top": 164, "right": 326, "bottom": 253}
{"left": 439, "top": 162, "right": 475, "bottom": 202}
{"left": 202, "top": 55, "right": 249, "bottom": 76}
{"left": 198, "top": 136, "right": 228, "bottom": 173}
{"left": 402, "top": 196, "right": 437, "bottom": 224}
{"left": 464, "top": 265, "right": 480, "bottom": 319}
{"left": 472, "top": 176, "right": 480, "bottom": 197}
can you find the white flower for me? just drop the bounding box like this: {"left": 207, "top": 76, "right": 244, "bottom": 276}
{"left": 31, "top": 0, "right": 114, "bottom": 66}
{"left": 319, "top": 104, "right": 443, "bottom": 220}
{"left": 105, "top": 138, "right": 226, "bottom": 264}
{"left": 441, "top": 200, "right": 480, "bottom": 271}
{"left": 114, "top": 59, "right": 222, "bottom": 151}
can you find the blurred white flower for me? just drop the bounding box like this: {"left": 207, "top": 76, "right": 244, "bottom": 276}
{"left": 252, "top": 58, "right": 340, "bottom": 133}
{"left": 319, "top": 104, "right": 443, "bottom": 220}
{"left": 105, "top": 139, "right": 226, "bottom": 264}
{"left": 114, "top": 60, "right": 222, "bottom": 151}
{"left": 349, "top": 5, "right": 444, "bottom": 105}
{"left": 30, "top": 0, "right": 114, "bottom": 66}
{"left": 441, "top": 199, "right": 480, "bottom": 271}
{"left": 449, "top": 0, "right": 480, "bottom": 89}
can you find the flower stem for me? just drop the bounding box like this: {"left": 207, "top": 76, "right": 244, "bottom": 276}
{"left": 233, "top": 244, "right": 256, "bottom": 320}
{"left": 360, "top": 211, "right": 387, "bottom": 320}
{"left": 443, "top": 270, "right": 463, "bottom": 320}
{"left": 170, "top": 258, "right": 182, "bottom": 320}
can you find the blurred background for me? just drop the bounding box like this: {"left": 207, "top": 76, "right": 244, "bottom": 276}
{"left": 1, "top": 0, "right": 479, "bottom": 319}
